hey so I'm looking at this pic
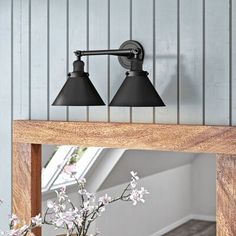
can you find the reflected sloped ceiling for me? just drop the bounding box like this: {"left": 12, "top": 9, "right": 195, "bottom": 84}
{"left": 99, "top": 150, "right": 213, "bottom": 191}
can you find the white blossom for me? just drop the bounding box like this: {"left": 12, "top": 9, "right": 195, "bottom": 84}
{"left": 75, "top": 214, "right": 83, "bottom": 227}
{"left": 130, "top": 187, "right": 149, "bottom": 206}
{"left": 53, "top": 211, "right": 76, "bottom": 229}
{"left": 9, "top": 214, "right": 18, "bottom": 222}
{"left": 130, "top": 171, "right": 140, "bottom": 189}
{"left": 130, "top": 171, "right": 139, "bottom": 181}
{"left": 18, "top": 225, "right": 29, "bottom": 235}
{"left": 78, "top": 189, "right": 94, "bottom": 200}
{"left": 31, "top": 214, "right": 42, "bottom": 226}
{"left": 55, "top": 186, "right": 68, "bottom": 202}
{"left": 47, "top": 200, "right": 54, "bottom": 209}
{"left": 2, "top": 225, "right": 29, "bottom": 236}
{"left": 63, "top": 164, "right": 77, "bottom": 175}
{"left": 130, "top": 171, "right": 139, "bottom": 180}
{"left": 98, "top": 194, "right": 112, "bottom": 205}
{"left": 130, "top": 179, "right": 137, "bottom": 189}
{"left": 99, "top": 206, "right": 105, "bottom": 213}
{"left": 83, "top": 201, "right": 95, "bottom": 212}
{"left": 9, "top": 214, "right": 19, "bottom": 227}
{"left": 78, "top": 177, "right": 86, "bottom": 185}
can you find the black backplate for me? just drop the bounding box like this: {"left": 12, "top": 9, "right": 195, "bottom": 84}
{"left": 118, "top": 40, "right": 144, "bottom": 69}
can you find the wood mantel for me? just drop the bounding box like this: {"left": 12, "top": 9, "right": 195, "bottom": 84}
{"left": 12, "top": 120, "right": 236, "bottom": 236}
{"left": 13, "top": 120, "right": 236, "bottom": 154}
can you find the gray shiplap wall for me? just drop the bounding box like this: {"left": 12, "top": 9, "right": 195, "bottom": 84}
{"left": 0, "top": 0, "right": 235, "bottom": 226}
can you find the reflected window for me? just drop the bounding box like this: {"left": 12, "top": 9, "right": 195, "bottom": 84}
{"left": 42, "top": 146, "right": 102, "bottom": 192}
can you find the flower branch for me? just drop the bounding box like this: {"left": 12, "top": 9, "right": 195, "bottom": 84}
{"left": 1, "top": 171, "right": 149, "bottom": 236}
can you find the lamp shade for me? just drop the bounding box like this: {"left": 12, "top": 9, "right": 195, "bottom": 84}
{"left": 109, "top": 71, "right": 165, "bottom": 107}
{"left": 52, "top": 72, "right": 105, "bottom": 106}
{"left": 52, "top": 59, "right": 105, "bottom": 106}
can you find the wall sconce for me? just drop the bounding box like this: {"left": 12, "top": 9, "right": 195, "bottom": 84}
{"left": 52, "top": 40, "right": 165, "bottom": 107}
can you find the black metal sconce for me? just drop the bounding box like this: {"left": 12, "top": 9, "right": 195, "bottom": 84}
{"left": 52, "top": 40, "right": 165, "bottom": 107}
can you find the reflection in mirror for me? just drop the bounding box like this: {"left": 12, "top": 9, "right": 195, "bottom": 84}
{"left": 42, "top": 145, "right": 216, "bottom": 236}
{"left": 42, "top": 146, "right": 102, "bottom": 192}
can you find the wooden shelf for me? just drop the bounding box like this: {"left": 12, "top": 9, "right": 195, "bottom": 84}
{"left": 12, "top": 120, "right": 236, "bottom": 236}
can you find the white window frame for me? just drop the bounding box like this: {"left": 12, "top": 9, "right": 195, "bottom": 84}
{"left": 42, "top": 146, "right": 103, "bottom": 193}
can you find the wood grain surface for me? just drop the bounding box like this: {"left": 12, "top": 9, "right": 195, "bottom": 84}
{"left": 13, "top": 120, "right": 236, "bottom": 154}
{"left": 13, "top": 143, "right": 42, "bottom": 236}
{"left": 12, "top": 120, "right": 236, "bottom": 236}
{"left": 217, "top": 154, "right": 236, "bottom": 236}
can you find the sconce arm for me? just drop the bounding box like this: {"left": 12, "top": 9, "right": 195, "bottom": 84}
{"left": 74, "top": 40, "right": 144, "bottom": 70}
{"left": 73, "top": 40, "right": 144, "bottom": 70}
{"left": 74, "top": 48, "right": 139, "bottom": 59}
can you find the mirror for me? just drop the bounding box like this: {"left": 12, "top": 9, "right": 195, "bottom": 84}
{"left": 42, "top": 145, "right": 216, "bottom": 236}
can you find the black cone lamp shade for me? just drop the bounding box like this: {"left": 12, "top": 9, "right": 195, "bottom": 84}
{"left": 109, "top": 70, "right": 165, "bottom": 107}
{"left": 52, "top": 59, "right": 105, "bottom": 106}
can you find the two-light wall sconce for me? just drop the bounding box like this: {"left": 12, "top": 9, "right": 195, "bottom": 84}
{"left": 52, "top": 40, "right": 165, "bottom": 107}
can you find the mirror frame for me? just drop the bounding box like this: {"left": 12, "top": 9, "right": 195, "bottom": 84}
{"left": 13, "top": 120, "right": 236, "bottom": 236}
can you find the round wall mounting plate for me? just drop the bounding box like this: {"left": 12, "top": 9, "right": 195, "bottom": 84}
{"left": 118, "top": 40, "right": 144, "bottom": 69}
